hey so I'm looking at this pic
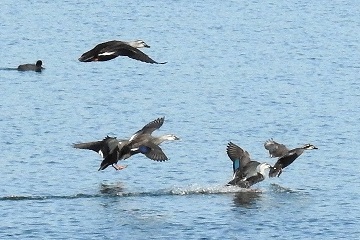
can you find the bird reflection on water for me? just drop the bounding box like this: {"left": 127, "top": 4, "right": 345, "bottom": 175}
{"left": 233, "top": 191, "right": 262, "bottom": 207}
{"left": 99, "top": 182, "right": 125, "bottom": 195}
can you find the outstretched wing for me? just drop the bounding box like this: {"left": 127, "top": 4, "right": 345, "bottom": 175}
{"left": 73, "top": 140, "right": 104, "bottom": 152}
{"left": 269, "top": 150, "right": 301, "bottom": 177}
{"left": 274, "top": 151, "right": 300, "bottom": 169}
{"left": 116, "top": 46, "right": 166, "bottom": 64}
{"left": 264, "top": 139, "right": 289, "bottom": 158}
{"left": 129, "top": 117, "right": 165, "bottom": 141}
{"left": 136, "top": 142, "right": 169, "bottom": 162}
{"left": 226, "top": 142, "right": 251, "bottom": 173}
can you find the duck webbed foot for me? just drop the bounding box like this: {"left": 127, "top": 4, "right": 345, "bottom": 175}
{"left": 112, "top": 164, "right": 128, "bottom": 171}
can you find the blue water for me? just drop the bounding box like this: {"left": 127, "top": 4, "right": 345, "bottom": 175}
{"left": 1, "top": 0, "right": 360, "bottom": 239}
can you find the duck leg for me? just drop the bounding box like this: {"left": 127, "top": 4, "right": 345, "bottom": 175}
{"left": 112, "top": 164, "right": 127, "bottom": 171}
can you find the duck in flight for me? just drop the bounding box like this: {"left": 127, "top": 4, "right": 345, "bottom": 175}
{"left": 264, "top": 139, "right": 318, "bottom": 177}
{"left": 73, "top": 117, "right": 179, "bottom": 171}
{"left": 78, "top": 40, "right": 167, "bottom": 64}
{"left": 226, "top": 142, "right": 272, "bottom": 188}
{"left": 17, "top": 60, "right": 44, "bottom": 72}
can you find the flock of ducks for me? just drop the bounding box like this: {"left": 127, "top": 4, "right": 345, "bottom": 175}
{"left": 73, "top": 115, "right": 317, "bottom": 189}
{"left": 16, "top": 39, "right": 318, "bottom": 189}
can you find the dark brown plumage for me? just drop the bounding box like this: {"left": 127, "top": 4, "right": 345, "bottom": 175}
{"left": 73, "top": 117, "right": 179, "bottom": 171}
{"left": 78, "top": 40, "right": 166, "bottom": 64}
{"left": 264, "top": 140, "right": 318, "bottom": 177}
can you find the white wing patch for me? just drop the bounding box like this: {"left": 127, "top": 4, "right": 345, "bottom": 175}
{"left": 129, "top": 133, "right": 140, "bottom": 142}
{"left": 98, "top": 150, "right": 104, "bottom": 158}
{"left": 99, "top": 51, "right": 116, "bottom": 56}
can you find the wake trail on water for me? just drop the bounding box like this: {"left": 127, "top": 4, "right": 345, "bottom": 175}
{"left": 0, "top": 184, "right": 261, "bottom": 201}
{"left": 0, "top": 67, "right": 18, "bottom": 71}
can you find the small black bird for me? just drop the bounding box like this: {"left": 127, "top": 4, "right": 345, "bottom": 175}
{"left": 17, "top": 60, "right": 44, "bottom": 72}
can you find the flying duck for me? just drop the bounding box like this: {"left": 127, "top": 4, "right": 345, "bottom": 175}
{"left": 74, "top": 136, "right": 130, "bottom": 171}
{"left": 17, "top": 60, "right": 44, "bottom": 72}
{"left": 264, "top": 139, "right": 318, "bottom": 177}
{"left": 78, "top": 40, "right": 167, "bottom": 64}
{"left": 73, "top": 117, "right": 179, "bottom": 171}
{"left": 226, "top": 142, "right": 272, "bottom": 188}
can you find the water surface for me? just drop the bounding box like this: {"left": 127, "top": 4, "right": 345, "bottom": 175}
{"left": 1, "top": 0, "right": 360, "bottom": 239}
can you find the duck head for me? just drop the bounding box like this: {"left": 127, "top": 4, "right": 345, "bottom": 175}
{"left": 129, "top": 40, "right": 150, "bottom": 48}
{"left": 257, "top": 163, "right": 272, "bottom": 178}
{"left": 301, "top": 144, "right": 318, "bottom": 150}
{"left": 164, "top": 134, "right": 180, "bottom": 141}
{"left": 36, "top": 60, "right": 43, "bottom": 67}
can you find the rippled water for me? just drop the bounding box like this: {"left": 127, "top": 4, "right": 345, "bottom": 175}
{"left": 1, "top": 0, "right": 360, "bottom": 239}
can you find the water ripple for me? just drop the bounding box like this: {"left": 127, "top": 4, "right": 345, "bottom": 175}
{"left": 0, "top": 185, "right": 259, "bottom": 201}
{"left": 0, "top": 193, "right": 100, "bottom": 201}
